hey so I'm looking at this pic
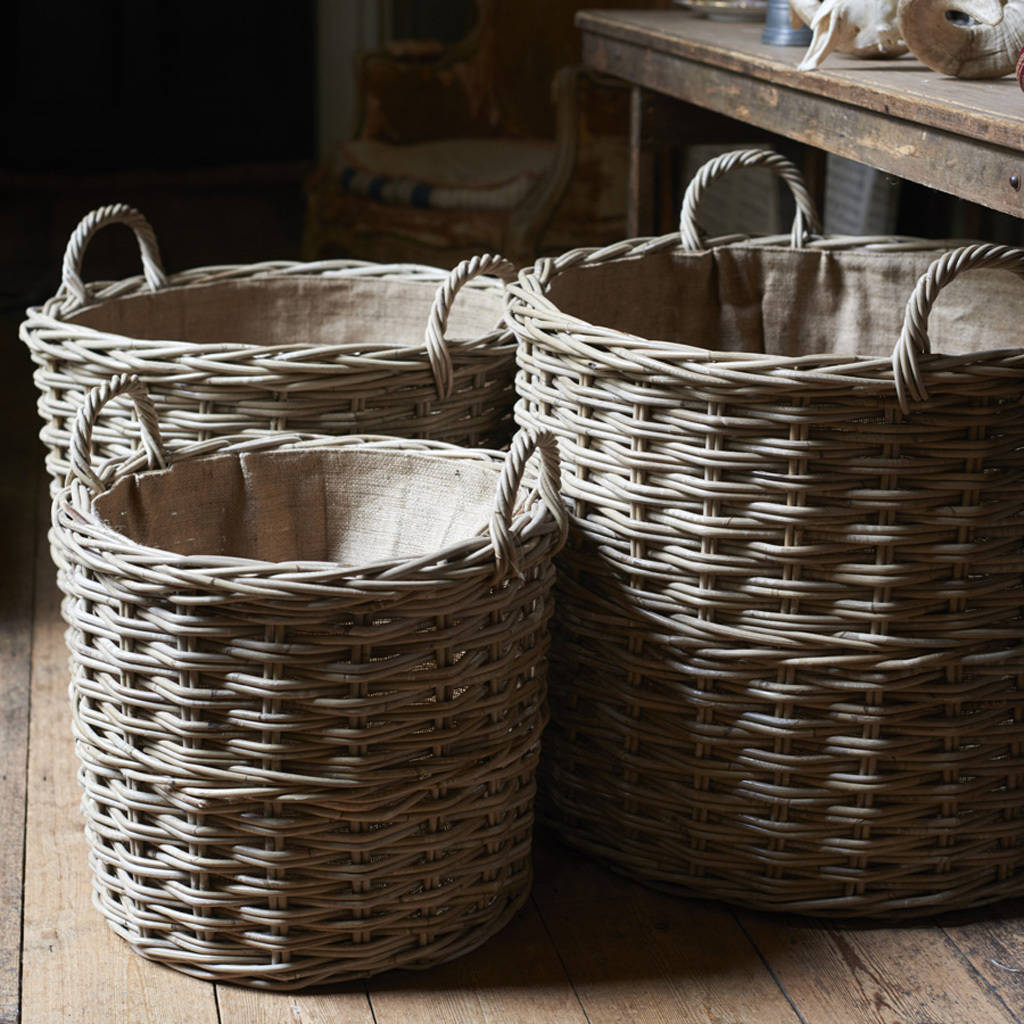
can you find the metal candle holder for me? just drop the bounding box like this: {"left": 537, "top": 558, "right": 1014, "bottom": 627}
{"left": 762, "top": 0, "right": 812, "bottom": 44}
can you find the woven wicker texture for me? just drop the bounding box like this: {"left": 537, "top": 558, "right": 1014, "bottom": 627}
{"left": 22, "top": 204, "right": 518, "bottom": 494}
{"left": 506, "top": 148, "right": 1024, "bottom": 917}
{"left": 53, "top": 375, "right": 567, "bottom": 988}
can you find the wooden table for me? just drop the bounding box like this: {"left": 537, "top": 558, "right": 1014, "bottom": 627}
{"left": 577, "top": 8, "right": 1024, "bottom": 232}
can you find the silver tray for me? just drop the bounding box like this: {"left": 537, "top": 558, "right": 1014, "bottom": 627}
{"left": 673, "top": 0, "right": 768, "bottom": 21}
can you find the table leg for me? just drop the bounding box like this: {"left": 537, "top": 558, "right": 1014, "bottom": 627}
{"left": 628, "top": 87, "right": 656, "bottom": 237}
{"left": 628, "top": 89, "right": 790, "bottom": 237}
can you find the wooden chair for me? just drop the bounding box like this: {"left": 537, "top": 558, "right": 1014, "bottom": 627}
{"left": 303, "top": 0, "right": 666, "bottom": 268}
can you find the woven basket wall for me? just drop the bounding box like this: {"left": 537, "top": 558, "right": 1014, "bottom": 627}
{"left": 505, "top": 148, "right": 1024, "bottom": 917}
{"left": 22, "top": 204, "right": 517, "bottom": 495}
{"left": 52, "top": 375, "right": 567, "bottom": 988}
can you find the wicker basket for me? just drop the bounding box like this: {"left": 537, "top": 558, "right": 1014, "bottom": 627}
{"left": 52, "top": 374, "right": 567, "bottom": 988}
{"left": 22, "top": 204, "right": 517, "bottom": 493}
{"left": 506, "top": 147, "right": 1024, "bottom": 917}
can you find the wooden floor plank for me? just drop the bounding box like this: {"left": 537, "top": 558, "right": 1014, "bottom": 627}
{"left": 19, "top": 555, "right": 219, "bottom": 1024}
{"left": 0, "top": 326, "right": 41, "bottom": 1023}
{"left": 939, "top": 903, "right": 1024, "bottom": 1020}
{"left": 739, "top": 909, "right": 1021, "bottom": 1024}
{"left": 532, "top": 836, "right": 800, "bottom": 1024}
{"left": 216, "top": 982, "right": 376, "bottom": 1024}
{"left": 367, "top": 901, "right": 587, "bottom": 1024}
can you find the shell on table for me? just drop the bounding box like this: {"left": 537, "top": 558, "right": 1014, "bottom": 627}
{"left": 897, "top": 0, "right": 1024, "bottom": 78}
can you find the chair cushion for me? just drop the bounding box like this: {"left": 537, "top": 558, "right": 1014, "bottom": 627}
{"left": 337, "top": 138, "right": 555, "bottom": 210}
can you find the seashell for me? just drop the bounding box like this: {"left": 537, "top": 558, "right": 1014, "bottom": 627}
{"left": 898, "top": 0, "right": 1024, "bottom": 77}
{"left": 790, "top": 0, "right": 909, "bottom": 70}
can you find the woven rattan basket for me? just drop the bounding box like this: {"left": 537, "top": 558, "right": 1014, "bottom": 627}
{"left": 506, "top": 147, "right": 1024, "bottom": 917}
{"left": 52, "top": 374, "right": 567, "bottom": 988}
{"left": 22, "top": 204, "right": 517, "bottom": 493}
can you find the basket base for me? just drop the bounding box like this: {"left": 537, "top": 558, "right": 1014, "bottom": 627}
{"left": 540, "top": 812, "right": 1024, "bottom": 919}
{"left": 94, "top": 874, "right": 532, "bottom": 990}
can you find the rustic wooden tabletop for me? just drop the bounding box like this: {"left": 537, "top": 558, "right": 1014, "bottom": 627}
{"left": 578, "top": 8, "right": 1024, "bottom": 219}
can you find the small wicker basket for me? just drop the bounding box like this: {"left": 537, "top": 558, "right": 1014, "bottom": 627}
{"left": 506, "top": 148, "right": 1024, "bottom": 917}
{"left": 22, "top": 204, "right": 517, "bottom": 493}
{"left": 53, "top": 375, "right": 567, "bottom": 988}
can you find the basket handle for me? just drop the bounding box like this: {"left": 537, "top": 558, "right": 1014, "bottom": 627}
{"left": 679, "top": 148, "right": 821, "bottom": 251}
{"left": 60, "top": 204, "right": 167, "bottom": 314}
{"left": 490, "top": 429, "right": 568, "bottom": 581}
{"left": 68, "top": 374, "right": 167, "bottom": 493}
{"left": 892, "top": 243, "right": 1024, "bottom": 412}
{"left": 425, "top": 253, "right": 516, "bottom": 400}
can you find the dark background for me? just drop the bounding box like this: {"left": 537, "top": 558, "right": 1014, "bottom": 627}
{"left": 1, "top": 2, "right": 317, "bottom": 174}
{"left": 0, "top": 0, "right": 477, "bottom": 312}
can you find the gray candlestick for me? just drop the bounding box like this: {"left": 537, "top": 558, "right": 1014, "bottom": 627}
{"left": 762, "top": 0, "right": 812, "bottom": 44}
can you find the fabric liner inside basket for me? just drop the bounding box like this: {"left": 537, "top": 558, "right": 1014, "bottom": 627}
{"left": 545, "top": 247, "right": 1024, "bottom": 359}
{"left": 94, "top": 448, "right": 504, "bottom": 564}
{"left": 69, "top": 275, "right": 503, "bottom": 348}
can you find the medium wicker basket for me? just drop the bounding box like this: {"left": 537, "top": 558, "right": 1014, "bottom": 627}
{"left": 506, "top": 148, "right": 1024, "bottom": 917}
{"left": 52, "top": 374, "right": 567, "bottom": 988}
{"left": 22, "top": 204, "right": 517, "bottom": 493}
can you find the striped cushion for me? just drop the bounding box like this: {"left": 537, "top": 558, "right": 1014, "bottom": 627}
{"left": 337, "top": 138, "right": 555, "bottom": 211}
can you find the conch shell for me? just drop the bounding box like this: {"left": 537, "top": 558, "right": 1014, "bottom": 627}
{"left": 790, "top": 0, "right": 909, "bottom": 69}
{"left": 898, "top": 0, "right": 1024, "bottom": 77}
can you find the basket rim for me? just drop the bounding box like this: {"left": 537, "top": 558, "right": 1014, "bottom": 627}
{"left": 53, "top": 434, "right": 558, "bottom": 590}
{"left": 25, "top": 258, "right": 514, "bottom": 355}
{"left": 505, "top": 233, "right": 1024, "bottom": 386}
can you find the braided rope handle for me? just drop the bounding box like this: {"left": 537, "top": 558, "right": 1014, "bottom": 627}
{"left": 425, "top": 253, "right": 517, "bottom": 400}
{"left": 679, "top": 148, "right": 821, "bottom": 251}
{"left": 69, "top": 374, "right": 167, "bottom": 493}
{"left": 892, "top": 243, "right": 1024, "bottom": 412}
{"left": 60, "top": 203, "right": 167, "bottom": 314}
{"left": 490, "top": 429, "right": 568, "bottom": 582}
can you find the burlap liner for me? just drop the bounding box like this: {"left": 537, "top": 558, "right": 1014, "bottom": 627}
{"left": 546, "top": 245, "right": 1024, "bottom": 358}
{"left": 95, "top": 448, "right": 502, "bottom": 564}
{"left": 69, "top": 274, "right": 502, "bottom": 348}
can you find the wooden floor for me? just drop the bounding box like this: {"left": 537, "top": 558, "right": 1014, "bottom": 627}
{"left": 6, "top": 312, "right": 1024, "bottom": 1024}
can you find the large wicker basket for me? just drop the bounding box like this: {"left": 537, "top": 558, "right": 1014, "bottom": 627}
{"left": 505, "top": 148, "right": 1024, "bottom": 917}
{"left": 22, "top": 204, "right": 517, "bottom": 493}
{"left": 52, "top": 375, "right": 567, "bottom": 988}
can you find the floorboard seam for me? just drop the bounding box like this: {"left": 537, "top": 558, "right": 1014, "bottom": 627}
{"left": 15, "top": 468, "right": 44, "bottom": 1024}
{"left": 939, "top": 925, "right": 1024, "bottom": 1024}
{"left": 732, "top": 910, "right": 809, "bottom": 1024}
{"left": 529, "top": 892, "right": 593, "bottom": 1024}
{"left": 364, "top": 979, "right": 380, "bottom": 1024}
